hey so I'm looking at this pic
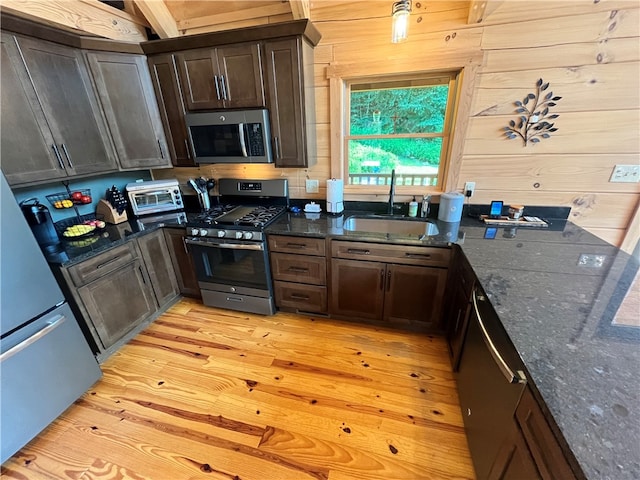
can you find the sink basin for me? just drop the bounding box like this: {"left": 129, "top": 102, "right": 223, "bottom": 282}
{"left": 343, "top": 215, "right": 439, "bottom": 237}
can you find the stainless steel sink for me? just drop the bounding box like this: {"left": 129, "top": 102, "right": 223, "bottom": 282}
{"left": 343, "top": 215, "right": 439, "bottom": 237}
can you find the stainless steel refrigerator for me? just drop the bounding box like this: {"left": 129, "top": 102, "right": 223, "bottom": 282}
{"left": 0, "top": 173, "right": 102, "bottom": 463}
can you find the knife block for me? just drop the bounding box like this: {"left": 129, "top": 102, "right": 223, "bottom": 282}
{"left": 96, "top": 199, "right": 128, "bottom": 224}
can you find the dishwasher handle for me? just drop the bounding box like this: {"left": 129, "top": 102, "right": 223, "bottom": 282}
{"left": 472, "top": 290, "right": 527, "bottom": 385}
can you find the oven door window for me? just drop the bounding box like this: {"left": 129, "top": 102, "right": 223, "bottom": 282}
{"left": 190, "top": 241, "right": 269, "bottom": 291}
{"left": 190, "top": 125, "right": 245, "bottom": 158}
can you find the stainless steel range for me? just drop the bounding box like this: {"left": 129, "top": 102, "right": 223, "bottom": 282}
{"left": 186, "top": 178, "right": 288, "bottom": 315}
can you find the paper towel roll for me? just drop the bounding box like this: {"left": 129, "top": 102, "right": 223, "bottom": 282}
{"left": 326, "top": 179, "right": 344, "bottom": 214}
{"left": 438, "top": 192, "right": 464, "bottom": 222}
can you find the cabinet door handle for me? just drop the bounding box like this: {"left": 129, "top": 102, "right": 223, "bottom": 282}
{"left": 157, "top": 139, "right": 165, "bottom": 159}
{"left": 288, "top": 266, "right": 309, "bottom": 273}
{"left": 379, "top": 269, "right": 384, "bottom": 290}
{"left": 213, "top": 75, "right": 221, "bottom": 100}
{"left": 96, "top": 255, "right": 123, "bottom": 269}
{"left": 472, "top": 290, "right": 526, "bottom": 385}
{"left": 290, "top": 293, "right": 310, "bottom": 300}
{"left": 220, "top": 75, "right": 228, "bottom": 100}
{"left": 347, "top": 248, "right": 370, "bottom": 255}
{"left": 386, "top": 270, "right": 391, "bottom": 292}
{"left": 52, "top": 144, "right": 65, "bottom": 169}
{"left": 285, "top": 242, "right": 307, "bottom": 249}
{"left": 405, "top": 252, "right": 431, "bottom": 259}
{"left": 182, "top": 237, "right": 190, "bottom": 255}
{"left": 61, "top": 143, "right": 74, "bottom": 168}
{"left": 184, "top": 139, "right": 191, "bottom": 159}
{"left": 274, "top": 136, "right": 281, "bottom": 159}
{"left": 139, "top": 265, "right": 146, "bottom": 284}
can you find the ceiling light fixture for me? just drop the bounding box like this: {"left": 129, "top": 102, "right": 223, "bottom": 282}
{"left": 391, "top": 0, "right": 412, "bottom": 43}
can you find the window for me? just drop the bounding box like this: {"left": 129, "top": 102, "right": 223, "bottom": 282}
{"left": 344, "top": 72, "right": 459, "bottom": 191}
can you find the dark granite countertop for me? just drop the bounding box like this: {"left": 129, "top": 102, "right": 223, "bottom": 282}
{"left": 45, "top": 207, "right": 639, "bottom": 478}
{"left": 44, "top": 213, "right": 191, "bottom": 266}
{"left": 266, "top": 210, "right": 640, "bottom": 480}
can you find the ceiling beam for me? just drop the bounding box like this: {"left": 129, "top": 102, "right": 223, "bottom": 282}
{"left": 467, "top": 0, "right": 487, "bottom": 24}
{"left": 289, "top": 0, "right": 310, "bottom": 20}
{"left": 0, "top": 0, "right": 148, "bottom": 42}
{"left": 176, "top": 3, "right": 292, "bottom": 32}
{"left": 132, "top": 0, "right": 179, "bottom": 38}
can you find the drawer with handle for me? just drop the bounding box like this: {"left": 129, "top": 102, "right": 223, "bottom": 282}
{"left": 331, "top": 240, "right": 450, "bottom": 267}
{"left": 268, "top": 235, "right": 326, "bottom": 256}
{"left": 274, "top": 281, "right": 327, "bottom": 314}
{"left": 270, "top": 252, "right": 326, "bottom": 285}
{"left": 67, "top": 243, "right": 138, "bottom": 287}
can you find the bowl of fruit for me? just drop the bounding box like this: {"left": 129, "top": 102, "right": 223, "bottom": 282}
{"left": 55, "top": 214, "right": 106, "bottom": 239}
{"left": 46, "top": 189, "right": 92, "bottom": 209}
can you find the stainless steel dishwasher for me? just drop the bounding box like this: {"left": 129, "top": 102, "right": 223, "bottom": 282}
{"left": 456, "top": 286, "right": 527, "bottom": 479}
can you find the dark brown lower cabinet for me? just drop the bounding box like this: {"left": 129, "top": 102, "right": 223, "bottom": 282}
{"left": 489, "top": 422, "right": 541, "bottom": 480}
{"left": 329, "top": 241, "right": 449, "bottom": 327}
{"left": 77, "top": 258, "right": 156, "bottom": 351}
{"left": 443, "top": 249, "right": 475, "bottom": 371}
{"left": 163, "top": 227, "right": 201, "bottom": 297}
{"left": 330, "top": 258, "right": 385, "bottom": 320}
{"left": 55, "top": 230, "right": 184, "bottom": 362}
{"left": 268, "top": 235, "right": 327, "bottom": 314}
{"left": 515, "top": 387, "right": 577, "bottom": 480}
{"left": 137, "top": 229, "right": 179, "bottom": 306}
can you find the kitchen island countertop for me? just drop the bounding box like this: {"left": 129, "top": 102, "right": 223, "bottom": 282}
{"left": 266, "top": 210, "right": 640, "bottom": 480}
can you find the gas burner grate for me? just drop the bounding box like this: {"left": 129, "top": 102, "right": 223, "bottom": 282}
{"left": 236, "top": 206, "right": 286, "bottom": 227}
{"left": 192, "top": 204, "right": 236, "bottom": 224}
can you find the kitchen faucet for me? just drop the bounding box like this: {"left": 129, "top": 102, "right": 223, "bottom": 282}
{"left": 388, "top": 169, "right": 396, "bottom": 215}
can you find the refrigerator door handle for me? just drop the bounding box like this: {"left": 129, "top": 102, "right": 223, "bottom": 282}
{"left": 0, "top": 315, "right": 66, "bottom": 363}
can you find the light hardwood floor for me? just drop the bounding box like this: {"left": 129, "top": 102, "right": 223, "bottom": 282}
{"left": 2, "top": 298, "right": 475, "bottom": 479}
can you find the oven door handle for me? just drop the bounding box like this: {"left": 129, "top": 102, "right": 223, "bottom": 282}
{"left": 238, "top": 123, "right": 248, "bottom": 157}
{"left": 185, "top": 238, "right": 264, "bottom": 251}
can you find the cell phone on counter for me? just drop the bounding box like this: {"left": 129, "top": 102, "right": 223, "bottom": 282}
{"left": 489, "top": 200, "right": 503, "bottom": 219}
{"left": 484, "top": 227, "right": 498, "bottom": 239}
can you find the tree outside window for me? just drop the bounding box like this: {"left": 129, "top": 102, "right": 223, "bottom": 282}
{"left": 345, "top": 73, "right": 458, "bottom": 189}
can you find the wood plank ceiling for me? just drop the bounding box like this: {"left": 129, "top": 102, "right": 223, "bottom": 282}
{"left": 0, "top": 0, "right": 485, "bottom": 42}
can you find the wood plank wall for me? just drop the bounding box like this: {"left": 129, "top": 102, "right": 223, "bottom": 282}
{"left": 149, "top": 0, "right": 640, "bottom": 248}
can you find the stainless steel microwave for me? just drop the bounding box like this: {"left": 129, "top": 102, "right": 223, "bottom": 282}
{"left": 185, "top": 108, "right": 273, "bottom": 164}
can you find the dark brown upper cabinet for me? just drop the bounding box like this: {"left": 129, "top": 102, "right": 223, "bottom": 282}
{"left": 1, "top": 32, "right": 67, "bottom": 185}
{"left": 175, "top": 43, "right": 265, "bottom": 111}
{"left": 264, "top": 37, "right": 317, "bottom": 168}
{"left": 2, "top": 34, "right": 118, "bottom": 185}
{"left": 86, "top": 51, "right": 171, "bottom": 170}
{"left": 147, "top": 54, "right": 194, "bottom": 167}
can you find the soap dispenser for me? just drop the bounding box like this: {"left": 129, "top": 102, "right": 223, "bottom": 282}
{"left": 408, "top": 196, "right": 418, "bottom": 217}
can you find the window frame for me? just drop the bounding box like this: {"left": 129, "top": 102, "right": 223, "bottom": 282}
{"left": 344, "top": 72, "right": 458, "bottom": 192}
{"left": 328, "top": 62, "right": 478, "bottom": 199}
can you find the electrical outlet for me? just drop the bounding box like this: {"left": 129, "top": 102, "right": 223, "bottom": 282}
{"left": 464, "top": 181, "right": 476, "bottom": 197}
{"left": 305, "top": 179, "right": 319, "bottom": 193}
{"left": 610, "top": 164, "right": 640, "bottom": 183}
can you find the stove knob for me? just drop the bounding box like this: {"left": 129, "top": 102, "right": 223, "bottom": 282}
{"left": 243, "top": 232, "right": 253, "bottom": 240}
{"left": 189, "top": 228, "right": 200, "bottom": 236}
{"left": 199, "top": 228, "right": 208, "bottom": 236}
{"left": 217, "top": 230, "right": 226, "bottom": 238}
{"left": 235, "top": 231, "right": 243, "bottom": 239}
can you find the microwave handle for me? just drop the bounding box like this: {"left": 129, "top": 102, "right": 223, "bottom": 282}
{"left": 238, "top": 123, "right": 248, "bottom": 157}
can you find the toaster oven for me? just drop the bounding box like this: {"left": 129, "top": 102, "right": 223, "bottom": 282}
{"left": 125, "top": 179, "right": 183, "bottom": 217}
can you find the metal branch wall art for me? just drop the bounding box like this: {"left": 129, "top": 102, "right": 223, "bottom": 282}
{"left": 504, "top": 78, "right": 562, "bottom": 145}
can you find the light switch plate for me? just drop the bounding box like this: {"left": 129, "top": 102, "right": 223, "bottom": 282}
{"left": 610, "top": 165, "right": 640, "bottom": 183}
{"left": 305, "top": 179, "right": 319, "bottom": 193}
